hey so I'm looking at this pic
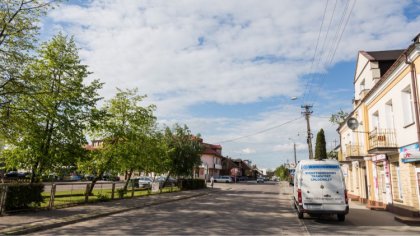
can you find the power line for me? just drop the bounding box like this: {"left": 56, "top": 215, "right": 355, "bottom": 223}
{"left": 216, "top": 116, "right": 303, "bottom": 144}
{"left": 304, "top": 0, "right": 339, "bottom": 104}
{"left": 302, "top": 0, "right": 330, "bottom": 103}
{"left": 309, "top": 0, "right": 357, "bottom": 106}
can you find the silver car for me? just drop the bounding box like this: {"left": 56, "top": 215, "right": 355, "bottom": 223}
{"left": 138, "top": 176, "right": 153, "bottom": 187}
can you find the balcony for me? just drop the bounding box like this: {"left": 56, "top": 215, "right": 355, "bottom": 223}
{"left": 368, "top": 128, "right": 398, "bottom": 154}
{"left": 344, "top": 144, "right": 366, "bottom": 161}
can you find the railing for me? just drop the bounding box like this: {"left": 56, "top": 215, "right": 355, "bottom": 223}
{"left": 368, "top": 128, "right": 397, "bottom": 149}
{"left": 344, "top": 144, "right": 366, "bottom": 158}
{"left": 0, "top": 180, "right": 180, "bottom": 215}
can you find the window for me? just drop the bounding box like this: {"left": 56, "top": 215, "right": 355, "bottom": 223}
{"left": 401, "top": 85, "right": 414, "bottom": 126}
{"left": 385, "top": 100, "right": 394, "bottom": 129}
{"left": 372, "top": 111, "right": 379, "bottom": 131}
{"left": 360, "top": 79, "right": 365, "bottom": 92}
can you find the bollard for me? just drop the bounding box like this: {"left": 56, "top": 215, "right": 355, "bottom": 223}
{"left": 111, "top": 182, "right": 116, "bottom": 200}
{"left": 49, "top": 184, "right": 56, "bottom": 209}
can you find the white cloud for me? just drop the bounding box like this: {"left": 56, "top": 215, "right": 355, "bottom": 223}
{"left": 241, "top": 148, "right": 256, "bottom": 154}
{"left": 44, "top": 0, "right": 420, "bottom": 169}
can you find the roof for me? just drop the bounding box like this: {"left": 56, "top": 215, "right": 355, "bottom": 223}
{"left": 361, "top": 49, "right": 405, "bottom": 77}
{"left": 361, "top": 49, "right": 404, "bottom": 61}
{"left": 202, "top": 142, "right": 223, "bottom": 157}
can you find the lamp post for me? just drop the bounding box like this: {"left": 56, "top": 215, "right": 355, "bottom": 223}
{"left": 289, "top": 138, "right": 297, "bottom": 166}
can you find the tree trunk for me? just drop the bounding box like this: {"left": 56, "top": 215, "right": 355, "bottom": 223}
{"left": 123, "top": 168, "right": 133, "bottom": 192}
{"left": 88, "top": 175, "right": 101, "bottom": 196}
{"left": 163, "top": 170, "right": 172, "bottom": 189}
{"left": 30, "top": 161, "right": 39, "bottom": 183}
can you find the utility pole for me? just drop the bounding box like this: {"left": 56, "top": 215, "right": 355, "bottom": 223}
{"left": 301, "top": 105, "right": 313, "bottom": 159}
{"left": 293, "top": 142, "right": 297, "bottom": 165}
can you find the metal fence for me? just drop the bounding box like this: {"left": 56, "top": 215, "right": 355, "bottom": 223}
{"left": 0, "top": 180, "right": 180, "bottom": 215}
{"left": 368, "top": 128, "right": 397, "bottom": 149}
{"left": 344, "top": 144, "right": 366, "bottom": 158}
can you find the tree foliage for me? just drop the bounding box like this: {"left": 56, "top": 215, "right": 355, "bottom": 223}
{"left": 329, "top": 109, "right": 349, "bottom": 125}
{"left": 82, "top": 88, "right": 156, "bottom": 193}
{"left": 274, "top": 165, "right": 289, "bottom": 181}
{"left": 314, "top": 129, "right": 327, "bottom": 160}
{"left": 0, "top": 0, "right": 57, "bottom": 127}
{"left": 3, "top": 34, "right": 103, "bottom": 182}
{"left": 163, "top": 124, "right": 203, "bottom": 178}
{"left": 327, "top": 150, "right": 338, "bottom": 160}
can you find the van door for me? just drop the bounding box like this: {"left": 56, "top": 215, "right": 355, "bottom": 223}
{"left": 301, "top": 166, "right": 325, "bottom": 211}
{"left": 322, "top": 168, "right": 346, "bottom": 210}
{"left": 301, "top": 164, "right": 345, "bottom": 211}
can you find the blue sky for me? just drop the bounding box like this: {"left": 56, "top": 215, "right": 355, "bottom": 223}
{"left": 40, "top": 0, "right": 420, "bottom": 169}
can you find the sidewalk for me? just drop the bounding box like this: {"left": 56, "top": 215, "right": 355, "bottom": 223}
{"left": 0, "top": 189, "right": 210, "bottom": 235}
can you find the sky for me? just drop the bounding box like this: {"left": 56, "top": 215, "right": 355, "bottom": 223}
{"left": 39, "top": 0, "right": 420, "bottom": 169}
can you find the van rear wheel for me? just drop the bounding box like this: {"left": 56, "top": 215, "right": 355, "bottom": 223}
{"left": 337, "top": 214, "right": 345, "bottom": 221}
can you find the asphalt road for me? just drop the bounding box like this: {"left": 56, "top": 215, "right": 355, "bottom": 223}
{"left": 33, "top": 181, "right": 420, "bottom": 235}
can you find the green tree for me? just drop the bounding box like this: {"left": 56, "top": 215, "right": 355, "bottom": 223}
{"left": 163, "top": 124, "right": 203, "bottom": 180}
{"left": 314, "top": 129, "right": 327, "bottom": 160}
{"left": 329, "top": 109, "right": 349, "bottom": 125}
{"left": 3, "top": 34, "right": 103, "bottom": 182}
{"left": 274, "top": 165, "right": 289, "bottom": 181}
{"left": 0, "top": 1, "right": 57, "bottom": 129}
{"left": 327, "top": 150, "right": 338, "bottom": 160}
{"left": 83, "top": 88, "right": 156, "bottom": 194}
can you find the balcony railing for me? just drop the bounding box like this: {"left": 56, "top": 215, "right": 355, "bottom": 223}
{"left": 368, "top": 128, "right": 397, "bottom": 150}
{"left": 344, "top": 144, "right": 366, "bottom": 158}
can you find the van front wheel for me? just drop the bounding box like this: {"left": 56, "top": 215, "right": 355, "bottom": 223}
{"left": 337, "top": 214, "right": 345, "bottom": 221}
{"left": 298, "top": 211, "right": 304, "bottom": 219}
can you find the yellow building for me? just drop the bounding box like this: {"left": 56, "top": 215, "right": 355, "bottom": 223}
{"left": 339, "top": 34, "right": 420, "bottom": 217}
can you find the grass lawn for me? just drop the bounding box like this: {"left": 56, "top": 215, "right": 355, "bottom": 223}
{"left": 40, "top": 186, "right": 180, "bottom": 208}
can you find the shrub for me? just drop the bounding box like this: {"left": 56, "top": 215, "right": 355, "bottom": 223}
{"left": 116, "top": 188, "right": 126, "bottom": 199}
{"left": 179, "top": 179, "right": 206, "bottom": 190}
{"left": 4, "top": 183, "right": 44, "bottom": 210}
{"left": 96, "top": 193, "right": 110, "bottom": 202}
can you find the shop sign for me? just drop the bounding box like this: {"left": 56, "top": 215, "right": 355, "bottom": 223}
{"left": 399, "top": 143, "right": 419, "bottom": 153}
{"left": 399, "top": 143, "right": 420, "bottom": 163}
{"left": 372, "top": 154, "right": 386, "bottom": 162}
{"left": 400, "top": 150, "right": 420, "bottom": 163}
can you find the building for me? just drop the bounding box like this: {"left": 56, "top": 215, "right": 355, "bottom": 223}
{"left": 198, "top": 143, "right": 223, "bottom": 181}
{"left": 339, "top": 33, "right": 420, "bottom": 217}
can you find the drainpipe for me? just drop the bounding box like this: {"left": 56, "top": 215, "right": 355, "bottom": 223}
{"left": 405, "top": 52, "right": 420, "bottom": 150}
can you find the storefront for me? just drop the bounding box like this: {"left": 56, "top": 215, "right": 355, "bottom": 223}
{"left": 371, "top": 154, "right": 392, "bottom": 207}
{"left": 399, "top": 143, "right": 420, "bottom": 214}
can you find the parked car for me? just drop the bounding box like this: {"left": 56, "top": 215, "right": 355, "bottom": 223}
{"left": 138, "top": 176, "right": 153, "bottom": 187}
{"left": 5, "top": 171, "right": 29, "bottom": 179}
{"left": 214, "top": 176, "right": 233, "bottom": 183}
{"left": 257, "top": 176, "right": 264, "bottom": 183}
{"left": 102, "top": 174, "right": 120, "bottom": 181}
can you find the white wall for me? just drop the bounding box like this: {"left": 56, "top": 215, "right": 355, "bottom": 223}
{"left": 366, "top": 64, "right": 417, "bottom": 148}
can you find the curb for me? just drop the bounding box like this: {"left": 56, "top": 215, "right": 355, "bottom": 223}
{"left": 0, "top": 191, "right": 208, "bottom": 235}
{"left": 394, "top": 215, "right": 420, "bottom": 226}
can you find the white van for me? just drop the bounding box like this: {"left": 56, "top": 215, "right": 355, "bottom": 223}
{"left": 293, "top": 159, "right": 349, "bottom": 221}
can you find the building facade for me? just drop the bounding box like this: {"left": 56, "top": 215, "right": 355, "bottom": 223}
{"left": 339, "top": 34, "right": 420, "bottom": 217}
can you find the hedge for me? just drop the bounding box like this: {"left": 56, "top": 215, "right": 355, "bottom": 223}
{"left": 178, "top": 179, "right": 206, "bottom": 190}
{"left": 4, "top": 183, "right": 44, "bottom": 210}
